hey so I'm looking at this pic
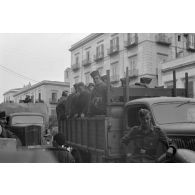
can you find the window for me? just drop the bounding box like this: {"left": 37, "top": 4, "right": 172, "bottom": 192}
{"left": 86, "top": 51, "right": 90, "bottom": 60}
{"left": 75, "top": 55, "right": 79, "bottom": 64}
{"left": 65, "top": 70, "right": 69, "bottom": 79}
{"left": 110, "top": 37, "right": 119, "bottom": 51}
{"left": 189, "top": 34, "right": 195, "bottom": 45}
{"left": 178, "top": 35, "right": 181, "bottom": 42}
{"left": 74, "top": 76, "right": 79, "bottom": 84}
{"left": 85, "top": 72, "right": 90, "bottom": 85}
{"left": 111, "top": 62, "right": 118, "bottom": 77}
{"left": 38, "top": 92, "right": 41, "bottom": 101}
{"left": 128, "top": 55, "right": 137, "bottom": 71}
{"left": 96, "top": 44, "right": 104, "bottom": 58}
{"left": 51, "top": 92, "right": 57, "bottom": 102}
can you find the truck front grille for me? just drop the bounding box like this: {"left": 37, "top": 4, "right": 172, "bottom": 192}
{"left": 171, "top": 137, "right": 195, "bottom": 151}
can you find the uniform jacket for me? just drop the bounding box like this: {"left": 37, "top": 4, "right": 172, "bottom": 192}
{"left": 121, "top": 125, "right": 176, "bottom": 162}
{"left": 88, "top": 82, "right": 107, "bottom": 115}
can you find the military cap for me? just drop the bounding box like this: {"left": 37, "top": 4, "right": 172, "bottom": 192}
{"left": 90, "top": 70, "right": 100, "bottom": 78}
{"left": 62, "top": 90, "right": 68, "bottom": 96}
{"left": 0, "top": 111, "right": 6, "bottom": 119}
{"left": 77, "top": 82, "right": 85, "bottom": 87}
{"left": 88, "top": 83, "right": 95, "bottom": 87}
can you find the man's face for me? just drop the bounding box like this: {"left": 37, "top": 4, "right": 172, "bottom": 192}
{"left": 93, "top": 75, "right": 101, "bottom": 85}
{"left": 78, "top": 86, "right": 84, "bottom": 93}
{"left": 140, "top": 114, "right": 151, "bottom": 129}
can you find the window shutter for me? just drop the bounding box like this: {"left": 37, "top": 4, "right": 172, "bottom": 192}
{"left": 116, "top": 37, "right": 119, "bottom": 50}
{"left": 96, "top": 47, "right": 98, "bottom": 58}
{"left": 110, "top": 39, "right": 113, "bottom": 51}
{"left": 101, "top": 44, "right": 104, "bottom": 57}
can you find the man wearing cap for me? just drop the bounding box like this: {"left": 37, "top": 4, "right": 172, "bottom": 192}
{"left": 56, "top": 90, "right": 68, "bottom": 123}
{"left": 121, "top": 108, "right": 177, "bottom": 163}
{"left": 66, "top": 83, "right": 80, "bottom": 118}
{"left": 87, "top": 83, "right": 95, "bottom": 92}
{"left": 0, "top": 111, "right": 22, "bottom": 146}
{"left": 77, "top": 82, "right": 91, "bottom": 117}
{"left": 88, "top": 70, "right": 107, "bottom": 116}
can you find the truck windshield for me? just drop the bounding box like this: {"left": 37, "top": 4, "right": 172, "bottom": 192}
{"left": 12, "top": 115, "right": 44, "bottom": 125}
{"left": 151, "top": 102, "right": 195, "bottom": 125}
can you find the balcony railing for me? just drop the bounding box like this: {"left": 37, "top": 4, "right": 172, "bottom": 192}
{"left": 124, "top": 35, "right": 138, "bottom": 48}
{"left": 129, "top": 69, "right": 139, "bottom": 78}
{"left": 82, "top": 58, "right": 92, "bottom": 67}
{"left": 110, "top": 74, "right": 120, "bottom": 83}
{"left": 71, "top": 63, "right": 80, "bottom": 71}
{"left": 94, "top": 53, "right": 104, "bottom": 62}
{"left": 49, "top": 98, "right": 58, "bottom": 104}
{"left": 155, "top": 34, "right": 171, "bottom": 45}
{"left": 107, "top": 46, "right": 119, "bottom": 56}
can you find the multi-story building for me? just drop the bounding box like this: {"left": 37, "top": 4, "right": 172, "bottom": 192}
{"left": 68, "top": 33, "right": 195, "bottom": 90}
{"left": 3, "top": 88, "right": 22, "bottom": 103}
{"left": 159, "top": 53, "right": 195, "bottom": 98}
{"left": 13, "top": 80, "right": 70, "bottom": 116}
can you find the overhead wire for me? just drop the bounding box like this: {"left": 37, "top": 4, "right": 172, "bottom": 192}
{"left": 0, "top": 64, "right": 39, "bottom": 83}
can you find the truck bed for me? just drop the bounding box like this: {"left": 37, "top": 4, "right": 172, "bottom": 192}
{"left": 59, "top": 116, "right": 124, "bottom": 162}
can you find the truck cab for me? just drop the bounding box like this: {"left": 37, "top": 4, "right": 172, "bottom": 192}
{"left": 125, "top": 97, "right": 195, "bottom": 151}
{"left": 7, "top": 112, "right": 45, "bottom": 146}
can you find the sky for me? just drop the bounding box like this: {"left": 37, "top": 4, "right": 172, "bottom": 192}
{"left": 0, "top": 33, "right": 89, "bottom": 103}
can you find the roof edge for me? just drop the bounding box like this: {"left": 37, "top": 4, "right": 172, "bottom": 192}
{"left": 13, "top": 80, "right": 70, "bottom": 97}
{"left": 69, "top": 33, "right": 104, "bottom": 51}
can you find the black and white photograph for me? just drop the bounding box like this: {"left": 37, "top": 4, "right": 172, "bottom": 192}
{"left": 1, "top": 1, "right": 195, "bottom": 195}
{"left": 1, "top": 33, "right": 195, "bottom": 163}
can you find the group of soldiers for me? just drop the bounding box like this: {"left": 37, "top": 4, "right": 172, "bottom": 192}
{"left": 56, "top": 70, "right": 107, "bottom": 122}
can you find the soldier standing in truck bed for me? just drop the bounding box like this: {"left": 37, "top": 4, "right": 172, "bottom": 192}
{"left": 66, "top": 83, "right": 80, "bottom": 118}
{"left": 56, "top": 91, "right": 68, "bottom": 122}
{"left": 88, "top": 70, "right": 107, "bottom": 116}
{"left": 77, "top": 82, "right": 91, "bottom": 117}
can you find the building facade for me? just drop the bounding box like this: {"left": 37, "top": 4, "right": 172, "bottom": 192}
{"left": 68, "top": 33, "right": 195, "bottom": 90}
{"left": 3, "top": 88, "right": 22, "bottom": 103}
{"left": 13, "top": 81, "right": 70, "bottom": 116}
{"left": 159, "top": 54, "right": 195, "bottom": 98}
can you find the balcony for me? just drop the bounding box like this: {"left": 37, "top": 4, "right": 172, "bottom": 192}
{"left": 107, "top": 46, "right": 119, "bottom": 56}
{"left": 82, "top": 58, "right": 92, "bottom": 67}
{"left": 186, "top": 40, "right": 195, "bottom": 51}
{"left": 71, "top": 63, "right": 80, "bottom": 72}
{"left": 49, "top": 98, "right": 58, "bottom": 104}
{"left": 94, "top": 53, "right": 104, "bottom": 62}
{"left": 110, "top": 74, "right": 120, "bottom": 83}
{"left": 129, "top": 69, "right": 139, "bottom": 78}
{"left": 124, "top": 35, "right": 138, "bottom": 48}
{"left": 155, "top": 34, "right": 171, "bottom": 46}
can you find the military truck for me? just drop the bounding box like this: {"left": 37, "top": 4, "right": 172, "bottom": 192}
{"left": 59, "top": 68, "right": 195, "bottom": 162}
{"left": 0, "top": 102, "right": 49, "bottom": 147}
